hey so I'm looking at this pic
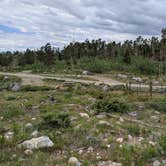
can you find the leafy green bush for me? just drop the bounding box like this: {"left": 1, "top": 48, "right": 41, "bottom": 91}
{"left": 147, "top": 97, "right": 166, "bottom": 112}
{"left": 78, "top": 57, "right": 112, "bottom": 73}
{"left": 131, "top": 56, "right": 157, "bottom": 75}
{"left": 40, "top": 112, "right": 71, "bottom": 129}
{"left": 94, "top": 98, "right": 130, "bottom": 114}
{"left": 21, "top": 85, "right": 54, "bottom": 91}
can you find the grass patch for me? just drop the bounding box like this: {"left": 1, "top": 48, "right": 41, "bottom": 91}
{"left": 0, "top": 104, "right": 24, "bottom": 119}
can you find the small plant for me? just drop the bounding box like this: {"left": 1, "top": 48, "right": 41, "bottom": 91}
{"left": 94, "top": 98, "right": 130, "bottom": 114}
{"left": 120, "top": 144, "right": 136, "bottom": 164}
{"left": 125, "top": 124, "right": 140, "bottom": 136}
{"left": 141, "top": 145, "right": 159, "bottom": 160}
{"left": 40, "top": 112, "right": 71, "bottom": 129}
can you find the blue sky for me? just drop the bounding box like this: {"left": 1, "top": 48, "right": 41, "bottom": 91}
{"left": 0, "top": 0, "right": 165, "bottom": 51}
{"left": 0, "top": 24, "right": 34, "bottom": 35}
{"left": 0, "top": 24, "right": 22, "bottom": 33}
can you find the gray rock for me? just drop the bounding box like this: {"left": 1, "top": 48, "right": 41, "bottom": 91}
{"left": 102, "top": 85, "right": 111, "bottom": 92}
{"left": 19, "top": 136, "right": 54, "bottom": 150}
{"left": 117, "top": 74, "right": 127, "bottom": 79}
{"left": 31, "top": 130, "right": 39, "bottom": 137}
{"left": 25, "top": 123, "right": 33, "bottom": 129}
{"left": 132, "top": 77, "right": 143, "bottom": 83}
{"left": 79, "top": 113, "right": 89, "bottom": 119}
{"left": 96, "top": 114, "right": 106, "bottom": 119}
{"left": 98, "top": 161, "right": 122, "bottom": 166}
{"left": 10, "top": 83, "right": 21, "bottom": 91}
{"left": 68, "top": 157, "right": 81, "bottom": 166}
{"left": 116, "top": 137, "right": 124, "bottom": 143}
{"left": 82, "top": 70, "right": 92, "bottom": 75}
{"left": 4, "top": 131, "right": 14, "bottom": 140}
{"left": 24, "top": 149, "right": 33, "bottom": 155}
{"left": 119, "top": 117, "right": 124, "bottom": 122}
{"left": 87, "top": 146, "right": 94, "bottom": 153}
{"left": 97, "top": 120, "right": 110, "bottom": 127}
{"left": 153, "top": 160, "right": 161, "bottom": 166}
{"left": 3, "top": 76, "right": 9, "bottom": 80}
{"left": 128, "top": 111, "right": 138, "bottom": 117}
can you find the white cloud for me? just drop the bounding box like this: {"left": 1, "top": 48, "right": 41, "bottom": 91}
{"left": 0, "top": 0, "right": 165, "bottom": 50}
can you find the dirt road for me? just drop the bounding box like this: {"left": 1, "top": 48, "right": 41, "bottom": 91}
{"left": 0, "top": 72, "right": 165, "bottom": 90}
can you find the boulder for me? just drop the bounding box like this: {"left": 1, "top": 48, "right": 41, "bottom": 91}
{"left": 82, "top": 70, "right": 92, "bottom": 75}
{"left": 18, "top": 136, "right": 54, "bottom": 150}
{"left": 9, "top": 83, "right": 21, "bottom": 91}
{"left": 153, "top": 160, "right": 161, "bottom": 166}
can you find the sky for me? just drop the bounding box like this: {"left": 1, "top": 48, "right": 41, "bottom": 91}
{"left": 0, "top": 0, "right": 165, "bottom": 51}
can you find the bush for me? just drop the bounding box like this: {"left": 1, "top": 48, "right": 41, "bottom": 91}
{"left": 147, "top": 97, "right": 166, "bottom": 112}
{"left": 131, "top": 56, "right": 157, "bottom": 75}
{"left": 78, "top": 57, "right": 111, "bottom": 73}
{"left": 125, "top": 124, "right": 140, "bottom": 136}
{"left": 40, "top": 112, "right": 71, "bottom": 129}
{"left": 94, "top": 98, "right": 130, "bottom": 114}
{"left": 21, "top": 85, "right": 54, "bottom": 92}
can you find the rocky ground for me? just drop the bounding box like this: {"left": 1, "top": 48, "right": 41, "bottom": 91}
{"left": 0, "top": 74, "right": 165, "bottom": 166}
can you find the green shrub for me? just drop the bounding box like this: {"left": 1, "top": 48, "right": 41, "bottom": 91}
{"left": 40, "top": 112, "right": 71, "bottom": 129}
{"left": 147, "top": 97, "right": 166, "bottom": 112}
{"left": 94, "top": 98, "right": 130, "bottom": 114}
{"left": 125, "top": 124, "right": 140, "bottom": 136}
{"left": 21, "top": 85, "right": 54, "bottom": 92}
{"left": 78, "top": 57, "right": 112, "bottom": 73}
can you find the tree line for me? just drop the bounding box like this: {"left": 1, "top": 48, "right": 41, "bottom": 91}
{"left": 0, "top": 28, "right": 166, "bottom": 73}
